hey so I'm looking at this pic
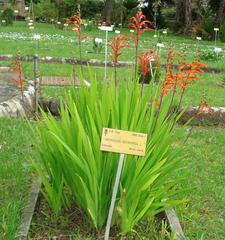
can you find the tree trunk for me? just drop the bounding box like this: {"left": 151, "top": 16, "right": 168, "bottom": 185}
{"left": 217, "top": 0, "right": 225, "bottom": 25}
{"left": 176, "top": 0, "right": 192, "bottom": 34}
{"left": 184, "top": 0, "right": 192, "bottom": 34}
{"left": 175, "top": 0, "right": 185, "bottom": 24}
{"left": 102, "top": 0, "right": 113, "bottom": 24}
{"left": 196, "top": 0, "right": 209, "bottom": 20}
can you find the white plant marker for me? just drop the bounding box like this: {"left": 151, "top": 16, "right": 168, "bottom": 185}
{"left": 104, "top": 153, "right": 125, "bottom": 240}
{"left": 14, "top": 10, "right": 19, "bottom": 22}
{"left": 98, "top": 26, "right": 113, "bottom": 80}
{"left": 33, "top": 34, "right": 41, "bottom": 54}
{"left": 214, "top": 28, "right": 219, "bottom": 47}
{"left": 156, "top": 43, "right": 164, "bottom": 57}
{"left": 196, "top": 37, "right": 202, "bottom": 48}
{"left": 149, "top": 59, "right": 155, "bottom": 77}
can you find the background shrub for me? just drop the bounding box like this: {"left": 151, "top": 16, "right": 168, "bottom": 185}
{"left": 200, "top": 49, "right": 223, "bottom": 61}
{"left": 219, "top": 21, "right": 225, "bottom": 42}
{"left": 0, "top": 8, "right": 14, "bottom": 25}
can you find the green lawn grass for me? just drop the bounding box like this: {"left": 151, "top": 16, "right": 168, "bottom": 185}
{"left": 0, "top": 118, "right": 36, "bottom": 240}
{"left": 0, "top": 22, "right": 224, "bottom": 107}
{"left": 177, "top": 127, "right": 225, "bottom": 240}
{"left": 0, "top": 117, "right": 225, "bottom": 239}
{"left": 0, "top": 21, "right": 224, "bottom": 69}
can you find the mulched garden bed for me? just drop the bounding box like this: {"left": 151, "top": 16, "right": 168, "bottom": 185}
{"left": 18, "top": 180, "right": 185, "bottom": 240}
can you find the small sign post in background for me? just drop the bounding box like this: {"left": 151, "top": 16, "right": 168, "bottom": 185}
{"left": 100, "top": 128, "right": 147, "bottom": 240}
{"left": 98, "top": 26, "right": 113, "bottom": 80}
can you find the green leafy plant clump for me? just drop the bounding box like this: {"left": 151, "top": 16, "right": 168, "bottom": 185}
{"left": 0, "top": 8, "right": 14, "bottom": 26}
{"left": 34, "top": 10, "right": 208, "bottom": 237}
{"left": 35, "top": 74, "right": 186, "bottom": 236}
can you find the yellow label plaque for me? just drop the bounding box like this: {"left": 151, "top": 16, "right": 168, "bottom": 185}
{"left": 100, "top": 128, "right": 147, "bottom": 156}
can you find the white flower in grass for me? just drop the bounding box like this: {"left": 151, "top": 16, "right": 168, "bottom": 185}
{"left": 95, "top": 38, "right": 103, "bottom": 43}
{"left": 154, "top": 34, "right": 157, "bottom": 38}
{"left": 214, "top": 47, "right": 222, "bottom": 53}
{"left": 33, "top": 34, "right": 41, "bottom": 40}
{"left": 25, "top": 6, "right": 29, "bottom": 11}
{"left": 156, "top": 43, "right": 164, "bottom": 48}
{"left": 196, "top": 37, "right": 202, "bottom": 41}
{"left": 115, "top": 30, "right": 120, "bottom": 34}
{"left": 57, "top": 21, "right": 61, "bottom": 25}
{"left": 64, "top": 23, "right": 68, "bottom": 27}
{"left": 214, "top": 28, "right": 219, "bottom": 31}
{"left": 29, "top": 26, "right": 34, "bottom": 30}
{"left": 84, "top": 23, "right": 88, "bottom": 27}
{"left": 2, "top": 20, "right": 6, "bottom": 23}
{"left": 14, "top": 10, "right": 19, "bottom": 14}
{"left": 130, "top": 29, "right": 134, "bottom": 33}
{"left": 28, "top": 22, "right": 33, "bottom": 26}
{"left": 29, "top": 19, "right": 33, "bottom": 23}
{"left": 163, "top": 30, "right": 167, "bottom": 35}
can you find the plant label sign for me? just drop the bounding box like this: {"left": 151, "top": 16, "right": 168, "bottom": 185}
{"left": 98, "top": 26, "right": 113, "bottom": 32}
{"left": 100, "top": 128, "right": 147, "bottom": 156}
{"left": 101, "top": 128, "right": 147, "bottom": 240}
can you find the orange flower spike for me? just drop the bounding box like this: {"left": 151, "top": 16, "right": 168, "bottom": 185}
{"left": 10, "top": 60, "right": 23, "bottom": 89}
{"left": 161, "top": 71, "right": 179, "bottom": 97}
{"left": 66, "top": 15, "right": 81, "bottom": 37}
{"left": 129, "top": 11, "right": 152, "bottom": 45}
{"left": 109, "top": 34, "right": 129, "bottom": 64}
{"left": 136, "top": 50, "right": 157, "bottom": 77}
{"left": 197, "top": 101, "right": 212, "bottom": 114}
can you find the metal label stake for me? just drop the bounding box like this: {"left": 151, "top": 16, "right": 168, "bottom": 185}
{"left": 100, "top": 128, "right": 147, "bottom": 240}
{"left": 98, "top": 26, "right": 113, "bottom": 81}
{"left": 104, "top": 153, "right": 125, "bottom": 240}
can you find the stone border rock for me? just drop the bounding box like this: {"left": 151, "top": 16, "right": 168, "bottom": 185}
{"left": 0, "top": 80, "right": 35, "bottom": 118}
{"left": 38, "top": 98, "right": 225, "bottom": 126}
{"left": 165, "top": 209, "right": 185, "bottom": 239}
{"left": 180, "top": 106, "right": 225, "bottom": 125}
{"left": 0, "top": 54, "right": 133, "bottom": 68}
{"left": 16, "top": 178, "right": 41, "bottom": 240}
{"left": 0, "top": 55, "right": 224, "bottom": 73}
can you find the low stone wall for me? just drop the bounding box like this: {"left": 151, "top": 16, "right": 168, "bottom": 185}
{"left": 38, "top": 98, "right": 225, "bottom": 126}
{"left": 0, "top": 55, "right": 133, "bottom": 68}
{"left": 0, "top": 80, "right": 35, "bottom": 118}
{"left": 180, "top": 106, "right": 225, "bottom": 125}
{"left": 0, "top": 55, "right": 223, "bottom": 73}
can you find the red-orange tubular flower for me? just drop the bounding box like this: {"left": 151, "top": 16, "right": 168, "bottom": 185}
{"left": 67, "top": 15, "right": 81, "bottom": 37}
{"left": 129, "top": 11, "right": 152, "bottom": 45}
{"left": 197, "top": 101, "right": 212, "bottom": 114}
{"left": 109, "top": 34, "right": 129, "bottom": 64}
{"left": 161, "top": 72, "right": 178, "bottom": 97}
{"left": 161, "top": 59, "right": 207, "bottom": 97}
{"left": 137, "top": 50, "right": 159, "bottom": 77}
{"left": 10, "top": 60, "right": 23, "bottom": 90}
